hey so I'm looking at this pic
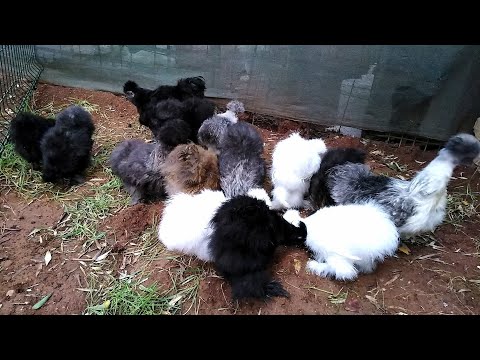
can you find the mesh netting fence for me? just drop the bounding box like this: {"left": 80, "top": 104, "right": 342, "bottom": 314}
{"left": 0, "top": 45, "right": 44, "bottom": 155}
{"left": 33, "top": 45, "right": 480, "bottom": 141}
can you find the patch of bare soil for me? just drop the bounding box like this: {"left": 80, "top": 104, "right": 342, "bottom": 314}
{"left": 0, "top": 191, "right": 85, "bottom": 314}
{"left": 101, "top": 202, "right": 164, "bottom": 252}
{"left": 1, "top": 82, "right": 479, "bottom": 315}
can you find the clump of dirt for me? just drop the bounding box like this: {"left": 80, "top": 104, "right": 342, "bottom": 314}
{"left": 276, "top": 119, "right": 309, "bottom": 136}
{"left": 102, "top": 202, "right": 164, "bottom": 252}
{"left": 324, "top": 135, "right": 365, "bottom": 149}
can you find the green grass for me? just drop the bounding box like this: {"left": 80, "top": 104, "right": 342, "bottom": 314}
{"left": 85, "top": 277, "right": 179, "bottom": 315}
{"left": 84, "top": 259, "right": 209, "bottom": 315}
{"left": 88, "top": 140, "right": 121, "bottom": 175}
{"left": 137, "top": 224, "right": 211, "bottom": 315}
{"left": 83, "top": 221, "right": 212, "bottom": 315}
{"left": 83, "top": 225, "right": 201, "bottom": 316}
{"left": 82, "top": 223, "right": 177, "bottom": 316}
{"left": 162, "top": 255, "right": 209, "bottom": 315}
{"left": 58, "top": 171, "right": 128, "bottom": 248}
{"left": 128, "top": 220, "right": 165, "bottom": 263}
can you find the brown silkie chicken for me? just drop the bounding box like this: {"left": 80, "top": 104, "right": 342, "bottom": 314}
{"left": 161, "top": 143, "right": 221, "bottom": 197}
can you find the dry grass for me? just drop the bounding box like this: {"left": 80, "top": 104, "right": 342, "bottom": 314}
{"left": 0, "top": 143, "right": 80, "bottom": 202}
{"left": 83, "top": 221, "right": 212, "bottom": 315}
{"left": 56, "top": 173, "right": 128, "bottom": 249}
{"left": 445, "top": 183, "right": 480, "bottom": 229}
{"left": 33, "top": 97, "right": 100, "bottom": 118}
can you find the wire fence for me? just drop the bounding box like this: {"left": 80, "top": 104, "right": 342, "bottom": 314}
{"left": 0, "top": 45, "right": 44, "bottom": 156}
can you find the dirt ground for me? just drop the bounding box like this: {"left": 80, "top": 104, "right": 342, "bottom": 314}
{"left": 1, "top": 82, "right": 479, "bottom": 315}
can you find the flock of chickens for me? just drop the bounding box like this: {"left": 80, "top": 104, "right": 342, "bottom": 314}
{"left": 7, "top": 75, "right": 480, "bottom": 302}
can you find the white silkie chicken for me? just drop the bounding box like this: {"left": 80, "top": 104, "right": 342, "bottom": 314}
{"left": 158, "top": 189, "right": 226, "bottom": 262}
{"left": 283, "top": 204, "right": 399, "bottom": 281}
{"left": 270, "top": 132, "right": 327, "bottom": 210}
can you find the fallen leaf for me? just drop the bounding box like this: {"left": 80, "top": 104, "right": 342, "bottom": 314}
{"left": 398, "top": 244, "right": 411, "bottom": 255}
{"left": 6, "top": 290, "right": 15, "bottom": 297}
{"left": 344, "top": 298, "right": 360, "bottom": 312}
{"left": 94, "top": 250, "right": 111, "bottom": 262}
{"left": 32, "top": 293, "right": 52, "bottom": 310}
{"left": 45, "top": 251, "right": 52, "bottom": 266}
{"left": 293, "top": 259, "right": 301, "bottom": 275}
